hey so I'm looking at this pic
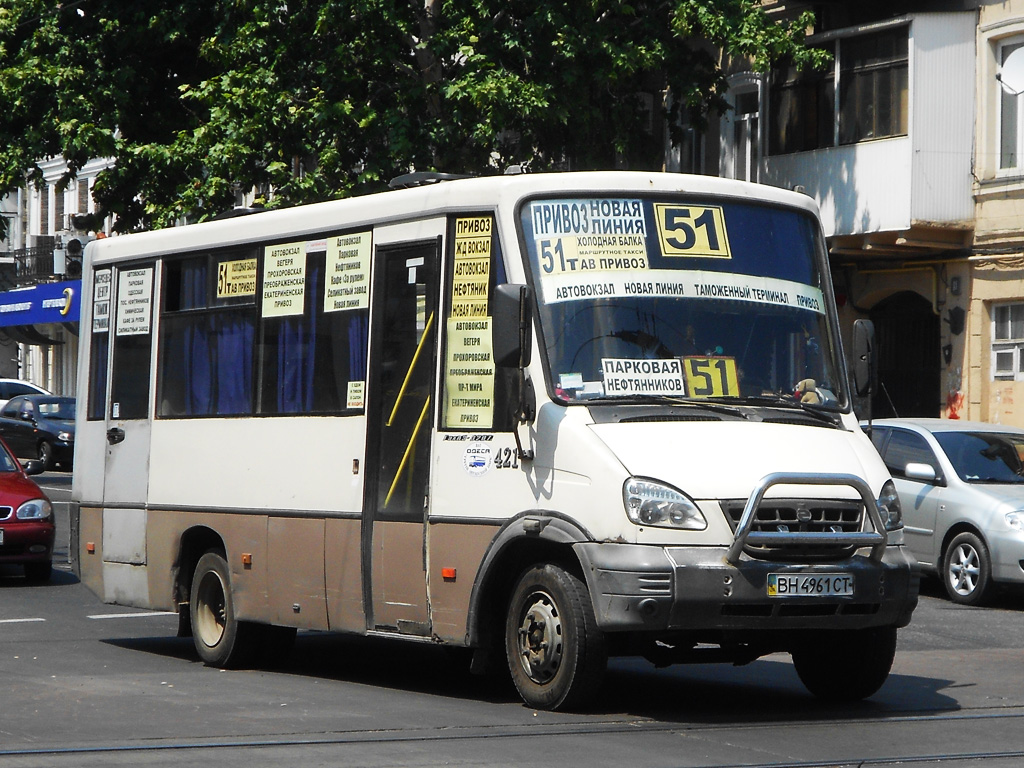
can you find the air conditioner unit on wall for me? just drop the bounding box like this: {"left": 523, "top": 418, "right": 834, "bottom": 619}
{"left": 54, "top": 235, "right": 93, "bottom": 277}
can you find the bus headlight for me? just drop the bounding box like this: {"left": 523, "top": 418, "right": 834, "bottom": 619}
{"left": 623, "top": 478, "right": 706, "bottom": 530}
{"left": 876, "top": 480, "right": 903, "bottom": 531}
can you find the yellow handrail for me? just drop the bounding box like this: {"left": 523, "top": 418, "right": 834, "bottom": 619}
{"left": 387, "top": 312, "right": 435, "bottom": 428}
{"left": 384, "top": 396, "right": 431, "bottom": 509}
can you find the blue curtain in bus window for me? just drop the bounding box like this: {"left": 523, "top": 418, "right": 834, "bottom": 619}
{"left": 276, "top": 263, "right": 318, "bottom": 412}
{"left": 180, "top": 261, "right": 207, "bottom": 310}
{"left": 215, "top": 315, "right": 254, "bottom": 413}
{"left": 184, "top": 317, "right": 212, "bottom": 414}
{"left": 180, "top": 263, "right": 212, "bottom": 414}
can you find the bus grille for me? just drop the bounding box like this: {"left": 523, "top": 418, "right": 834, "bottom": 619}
{"left": 722, "top": 498, "right": 866, "bottom": 561}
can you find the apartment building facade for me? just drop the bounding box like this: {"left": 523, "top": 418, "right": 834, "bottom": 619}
{"left": 707, "top": 1, "right": 1024, "bottom": 427}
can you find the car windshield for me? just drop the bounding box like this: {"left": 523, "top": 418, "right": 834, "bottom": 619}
{"left": 0, "top": 447, "right": 17, "bottom": 473}
{"left": 36, "top": 398, "right": 75, "bottom": 419}
{"left": 934, "top": 431, "right": 1024, "bottom": 483}
{"left": 519, "top": 195, "right": 846, "bottom": 410}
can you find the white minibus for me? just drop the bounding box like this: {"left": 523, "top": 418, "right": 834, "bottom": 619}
{"left": 72, "top": 171, "right": 917, "bottom": 710}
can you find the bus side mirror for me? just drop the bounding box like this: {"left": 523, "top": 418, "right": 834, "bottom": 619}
{"left": 491, "top": 284, "right": 536, "bottom": 450}
{"left": 492, "top": 284, "right": 533, "bottom": 369}
{"left": 852, "top": 319, "right": 876, "bottom": 398}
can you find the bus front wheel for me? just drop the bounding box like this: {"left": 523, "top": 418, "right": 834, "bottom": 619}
{"left": 190, "top": 551, "right": 259, "bottom": 668}
{"left": 504, "top": 563, "right": 607, "bottom": 711}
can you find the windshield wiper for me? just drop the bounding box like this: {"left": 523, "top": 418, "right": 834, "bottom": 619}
{"left": 584, "top": 394, "right": 749, "bottom": 419}
{"left": 720, "top": 394, "right": 843, "bottom": 425}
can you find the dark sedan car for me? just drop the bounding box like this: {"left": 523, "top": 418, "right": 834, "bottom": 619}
{"left": 0, "top": 442, "right": 53, "bottom": 582}
{"left": 0, "top": 395, "right": 76, "bottom": 471}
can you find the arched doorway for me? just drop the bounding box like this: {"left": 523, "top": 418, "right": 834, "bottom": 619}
{"left": 870, "top": 291, "right": 940, "bottom": 418}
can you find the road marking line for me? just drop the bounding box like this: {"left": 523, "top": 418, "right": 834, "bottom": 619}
{"left": 0, "top": 618, "right": 46, "bottom": 624}
{"left": 87, "top": 611, "right": 176, "bottom": 620}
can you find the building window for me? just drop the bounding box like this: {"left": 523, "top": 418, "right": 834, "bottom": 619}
{"left": 999, "top": 39, "right": 1024, "bottom": 171}
{"left": 722, "top": 78, "right": 762, "bottom": 181}
{"left": 992, "top": 302, "right": 1024, "bottom": 380}
{"left": 838, "top": 30, "right": 909, "bottom": 144}
{"left": 770, "top": 45, "right": 835, "bottom": 154}
{"left": 769, "top": 26, "right": 908, "bottom": 155}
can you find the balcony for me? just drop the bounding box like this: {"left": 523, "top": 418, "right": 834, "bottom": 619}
{"left": 10, "top": 241, "right": 58, "bottom": 285}
{"left": 761, "top": 12, "right": 976, "bottom": 259}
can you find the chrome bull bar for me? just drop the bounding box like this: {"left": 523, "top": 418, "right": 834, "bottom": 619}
{"left": 725, "top": 472, "right": 888, "bottom": 565}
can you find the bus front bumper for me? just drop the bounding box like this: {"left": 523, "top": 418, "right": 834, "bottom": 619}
{"left": 574, "top": 542, "right": 919, "bottom": 634}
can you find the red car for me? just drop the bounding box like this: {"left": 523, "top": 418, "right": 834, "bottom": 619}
{"left": 0, "top": 440, "right": 53, "bottom": 582}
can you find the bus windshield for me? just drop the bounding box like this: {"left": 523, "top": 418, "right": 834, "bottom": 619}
{"left": 519, "top": 195, "right": 846, "bottom": 410}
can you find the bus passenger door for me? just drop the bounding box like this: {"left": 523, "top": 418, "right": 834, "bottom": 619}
{"left": 103, "top": 264, "right": 155, "bottom": 506}
{"left": 78, "top": 263, "right": 155, "bottom": 607}
{"left": 362, "top": 229, "right": 442, "bottom": 635}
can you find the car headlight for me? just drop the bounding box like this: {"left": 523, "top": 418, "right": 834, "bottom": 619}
{"left": 623, "top": 478, "right": 706, "bottom": 530}
{"left": 16, "top": 498, "right": 52, "bottom": 521}
{"left": 1006, "top": 511, "right": 1024, "bottom": 532}
{"left": 57, "top": 431, "right": 72, "bottom": 442}
{"left": 876, "top": 480, "right": 903, "bottom": 531}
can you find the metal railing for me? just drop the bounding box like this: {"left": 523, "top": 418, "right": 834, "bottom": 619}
{"left": 8, "top": 241, "right": 56, "bottom": 285}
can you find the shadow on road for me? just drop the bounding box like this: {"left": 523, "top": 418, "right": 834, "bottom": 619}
{"left": 101, "top": 625, "right": 962, "bottom": 721}
{"left": 0, "top": 563, "right": 79, "bottom": 587}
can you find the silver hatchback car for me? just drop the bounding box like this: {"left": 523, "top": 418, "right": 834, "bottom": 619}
{"left": 865, "top": 418, "right": 1024, "bottom": 605}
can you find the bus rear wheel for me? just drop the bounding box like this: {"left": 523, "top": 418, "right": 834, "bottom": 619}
{"left": 190, "top": 551, "right": 259, "bottom": 668}
{"left": 504, "top": 563, "right": 606, "bottom": 711}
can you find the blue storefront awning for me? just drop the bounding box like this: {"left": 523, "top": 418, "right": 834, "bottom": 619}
{"left": 0, "top": 280, "right": 80, "bottom": 327}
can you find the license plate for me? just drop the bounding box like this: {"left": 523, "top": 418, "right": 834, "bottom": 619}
{"left": 767, "top": 573, "right": 853, "bottom": 597}
{"left": 0, "top": 527, "right": 4, "bottom": 545}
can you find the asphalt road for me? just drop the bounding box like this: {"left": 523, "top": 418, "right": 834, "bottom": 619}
{"left": 3, "top": 472, "right": 1024, "bottom": 767}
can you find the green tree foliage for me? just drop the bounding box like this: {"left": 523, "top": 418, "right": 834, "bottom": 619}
{"left": 0, "top": 0, "right": 824, "bottom": 233}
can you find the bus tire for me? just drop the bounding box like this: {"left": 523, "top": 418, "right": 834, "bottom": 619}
{"left": 791, "top": 626, "right": 897, "bottom": 701}
{"left": 505, "top": 563, "right": 607, "bottom": 711}
{"left": 190, "top": 551, "right": 259, "bottom": 668}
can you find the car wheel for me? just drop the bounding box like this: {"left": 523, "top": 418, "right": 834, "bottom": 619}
{"left": 943, "top": 531, "right": 992, "bottom": 606}
{"left": 23, "top": 561, "right": 52, "bottom": 583}
{"left": 37, "top": 440, "right": 54, "bottom": 471}
{"left": 505, "top": 563, "right": 607, "bottom": 711}
{"left": 189, "top": 550, "right": 260, "bottom": 668}
{"left": 792, "top": 626, "right": 898, "bottom": 701}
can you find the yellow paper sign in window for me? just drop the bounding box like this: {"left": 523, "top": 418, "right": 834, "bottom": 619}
{"left": 654, "top": 204, "right": 731, "bottom": 259}
{"left": 683, "top": 356, "right": 740, "bottom": 398}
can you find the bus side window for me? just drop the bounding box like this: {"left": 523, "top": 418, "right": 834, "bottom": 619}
{"left": 110, "top": 265, "right": 155, "bottom": 420}
{"left": 87, "top": 332, "right": 108, "bottom": 421}
{"left": 441, "top": 214, "right": 503, "bottom": 430}
{"left": 257, "top": 247, "right": 369, "bottom": 415}
{"left": 158, "top": 254, "right": 257, "bottom": 417}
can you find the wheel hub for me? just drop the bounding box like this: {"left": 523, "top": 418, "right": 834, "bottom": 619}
{"left": 516, "top": 590, "right": 563, "bottom": 684}
{"left": 195, "top": 571, "right": 227, "bottom": 647}
{"left": 949, "top": 544, "right": 979, "bottom": 595}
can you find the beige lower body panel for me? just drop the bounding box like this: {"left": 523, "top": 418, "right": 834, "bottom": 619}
{"left": 371, "top": 520, "right": 428, "bottom": 632}
{"left": 78, "top": 508, "right": 499, "bottom": 644}
{"left": 325, "top": 517, "right": 364, "bottom": 633}
{"left": 83, "top": 507, "right": 339, "bottom": 631}
{"left": 425, "top": 521, "right": 499, "bottom": 644}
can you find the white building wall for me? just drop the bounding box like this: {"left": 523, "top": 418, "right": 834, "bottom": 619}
{"left": 763, "top": 138, "right": 913, "bottom": 238}
{"left": 910, "top": 12, "right": 977, "bottom": 224}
